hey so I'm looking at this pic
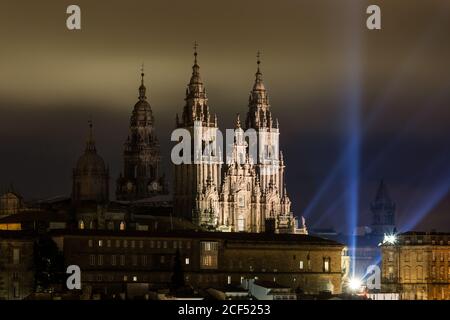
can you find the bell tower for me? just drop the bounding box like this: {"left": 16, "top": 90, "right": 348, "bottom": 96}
{"left": 116, "top": 67, "right": 166, "bottom": 200}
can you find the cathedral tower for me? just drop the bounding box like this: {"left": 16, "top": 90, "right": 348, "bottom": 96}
{"left": 173, "top": 44, "right": 222, "bottom": 228}
{"left": 116, "top": 68, "right": 166, "bottom": 200}
{"left": 243, "top": 54, "right": 294, "bottom": 233}
{"left": 72, "top": 121, "right": 109, "bottom": 204}
{"left": 370, "top": 180, "right": 396, "bottom": 235}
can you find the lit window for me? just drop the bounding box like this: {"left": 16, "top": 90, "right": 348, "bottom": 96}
{"left": 78, "top": 220, "right": 85, "bottom": 230}
{"left": 133, "top": 276, "right": 137, "bottom": 282}
{"left": 185, "top": 258, "right": 190, "bottom": 265}
{"left": 299, "top": 260, "right": 304, "bottom": 270}
{"left": 123, "top": 275, "right": 128, "bottom": 282}
{"left": 120, "top": 221, "right": 126, "bottom": 231}
{"left": 388, "top": 266, "right": 394, "bottom": 280}
{"left": 323, "top": 258, "right": 330, "bottom": 272}
{"left": 200, "top": 242, "right": 218, "bottom": 269}
{"left": 98, "top": 240, "right": 103, "bottom": 247}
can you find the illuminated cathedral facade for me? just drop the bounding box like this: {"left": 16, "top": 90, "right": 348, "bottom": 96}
{"left": 68, "top": 48, "right": 305, "bottom": 234}
{"left": 173, "top": 49, "right": 305, "bottom": 234}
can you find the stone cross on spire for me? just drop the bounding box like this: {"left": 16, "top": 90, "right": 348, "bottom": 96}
{"left": 139, "top": 63, "right": 147, "bottom": 100}
{"left": 86, "top": 119, "right": 96, "bottom": 152}
{"left": 193, "top": 41, "right": 198, "bottom": 64}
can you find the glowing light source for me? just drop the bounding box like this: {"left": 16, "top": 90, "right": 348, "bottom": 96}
{"left": 383, "top": 233, "right": 397, "bottom": 245}
{"left": 348, "top": 277, "right": 362, "bottom": 292}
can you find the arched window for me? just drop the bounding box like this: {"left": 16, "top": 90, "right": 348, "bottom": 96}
{"left": 416, "top": 266, "right": 423, "bottom": 280}
{"left": 120, "top": 221, "right": 126, "bottom": 231}
{"left": 78, "top": 220, "right": 85, "bottom": 230}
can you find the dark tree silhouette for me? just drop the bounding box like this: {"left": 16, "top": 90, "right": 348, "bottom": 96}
{"left": 170, "top": 248, "right": 185, "bottom": 290}
{"left": 33, "top": 234, "right": 65, "bottom": 292}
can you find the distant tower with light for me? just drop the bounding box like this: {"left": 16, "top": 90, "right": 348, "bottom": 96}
{"left": 370, "top": 180, "right": 396, "bottom": 235}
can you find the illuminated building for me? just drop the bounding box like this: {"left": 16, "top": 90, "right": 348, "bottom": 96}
{"left": 173, "top": 49, "right": 299, "bottom": 233}
{"left": 54, "top": 229, "right": 345, "bottom": 298}
{"left": 381, "top": 231, "right": 450, "bottom": 300}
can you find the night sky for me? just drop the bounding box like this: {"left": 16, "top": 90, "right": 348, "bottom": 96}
{"left": 0, "top": 0, "right": 449, "bottom": 233}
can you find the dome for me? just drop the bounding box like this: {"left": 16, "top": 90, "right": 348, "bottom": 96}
{"left": 74, "top": 121, "right": 107, "bottom": 174}
{"left": 75, "top": 152, "right": 107, "bottom": 174}
{"left": 133, "top": 99, "right": 152, "bottom": 111}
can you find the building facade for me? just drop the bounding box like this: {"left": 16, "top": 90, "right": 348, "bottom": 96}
{"left": 54, "top": 229, "right": 344, "bottom": 297}
{"left": 0, "top": 232, "right": 35, "bottom": 300}
{"left": 0, "top": 188, "right": 23, "bottom": 218}
{"left": 381, "top": 232, "right": 450, "bottom": 300}
{"left": 173, "top": 50, "right": 297, "bottom": 233}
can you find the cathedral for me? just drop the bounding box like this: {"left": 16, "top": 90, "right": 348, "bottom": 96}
{"left": 173, "top": 48, "right": 305, "bottom": 234}
{"left": 68, "top": 48, "right": 305, "bottom": 234}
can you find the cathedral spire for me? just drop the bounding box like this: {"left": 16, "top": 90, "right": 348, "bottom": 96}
{"left": 86, "top": 119, "right": 96, "bottom": 153}
{"left": 253, "top": 51, "right": 265, "bottom": 91}
{"left": 374, "top": 179, "right": 391, "bottom": 203}
{"left": 246, "top": 51, "right": 271, "bottom": 129}
{"left": 189, "top": 41, "right": 202, "bottom": 87}
{"left": 235, "top": 113, "right": 241, "bottom": 129}
{"left": 138, "top": 63, "right": 147, "bottom": 101}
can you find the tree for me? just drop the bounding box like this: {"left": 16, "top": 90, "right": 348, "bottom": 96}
{"left": 170, "top": 249, "right": 185, "bottom": 290}
{"left": 33, "top": 234, "right": 65, "bottom": 292}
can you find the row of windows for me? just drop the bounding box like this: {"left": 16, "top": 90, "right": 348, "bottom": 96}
{"left": 387, "top": 265, "right": 450, "bottom": 280}
{"left": 226, "top": 258, "right": 327, "bottom": 272}
{"left": 89, "top": 254, "right": 190, "bottom": 267}
{"left": 389, "top": 251, "right": 450, "bottom": 262}
{"left": 87, "top": 239, "right": 191, "bottom": 250}
{"left": 403, "top": 238, "right": 450, "bottom": 245}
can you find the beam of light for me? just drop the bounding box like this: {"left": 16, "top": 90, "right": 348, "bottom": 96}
{"left": 311, "top": 85, "right": 450, "bottom": 228}
{"left": 399, "top": 153, "right": 450, "bottom": 232}
{"left": 302, "top": 10, "right": 449, "bottom": 223}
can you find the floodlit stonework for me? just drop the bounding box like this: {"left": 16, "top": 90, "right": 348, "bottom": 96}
{"left": 173, "top": 50, "right": 301, "bottom": 234}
